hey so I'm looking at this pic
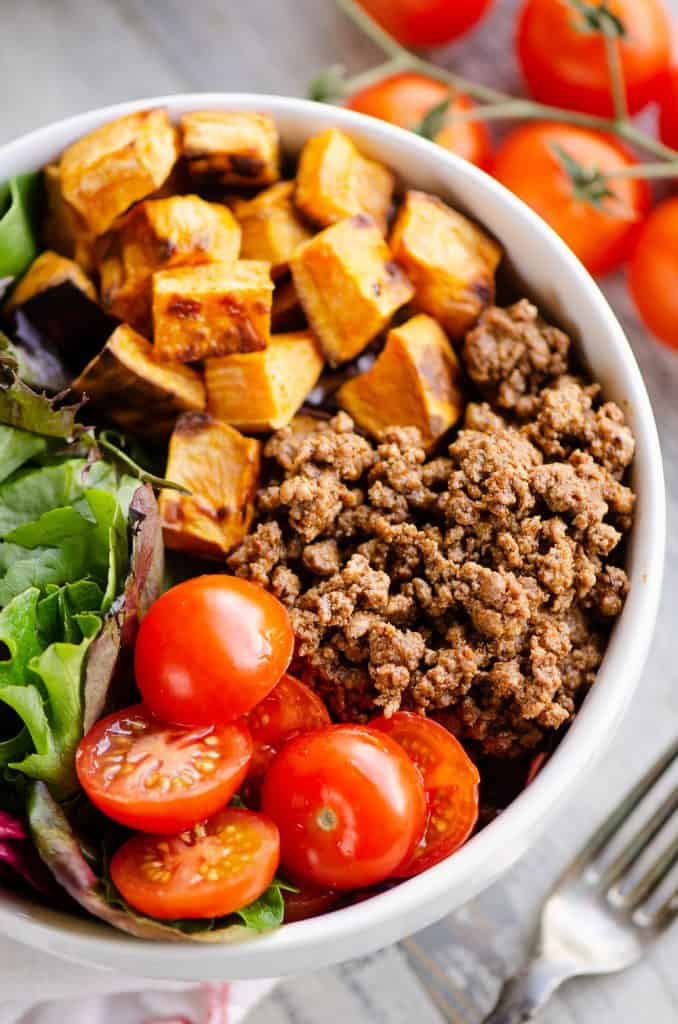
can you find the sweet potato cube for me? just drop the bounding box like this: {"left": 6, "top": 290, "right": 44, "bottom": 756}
{"left": 42, "top": 164, "right": 97, "bottom": 275}
{"left": 295, "top": 129, "right": 394, "bottom": 233}
{"left": 290, "top": 214, "right": 413, "bottom": 366}
{"left": 338, "top": 314, "right": 464, "bottom": 448}
{"left": 181, "top": 111, "right": 280, "bottom": 188}
{"left": 59, "top": 109, "right": 179, "bottom": 235}
{"left": 72, "top": 324, "right": 205, "bottom": 440}
{"left": 206, "top": 329, "right": 324, "bottom": 431}
{"left": 153, "top": 260, "right": 273, "bottom": 362}
{"left": 389, "top": 190, "right": 501, "bottom": 338}
{"left": 159, "top": 413, "right": 261, "bottom": 559}
{"left": 232, "top": 182, "right": 312, "bottom": 277}
{"left": 4, "top": 251, "right": 115, "bottom": 372}
{"left": 99, "top": 195, "right": 241, "bottom": 335}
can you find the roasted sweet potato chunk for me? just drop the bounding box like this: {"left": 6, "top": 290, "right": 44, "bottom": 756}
{"left": 295, "top": 129, "right": 394, "bottom": 233}
{"left": 232, "top": 182, "right": 312, "bottom": 277}
{"left": 206, "top": 329, "right": 324, "bottom": 431}
{"left": 153, "top": 260, "right": 273, "bottom": 362}
{"left": 72, "top": 324, "right": 205, "bottom": 439}
{"left": 389, "top": 191, "right": 501, "bottom": 338}
{"left": 42, "top": 164, "right": 97, "bottom": 275}
{"left": 4, "top": 251, "right": 116, "bottom": 372}
{"left": 59, "top": 109, "right": 179, "bottom": 236}
{"left": 181, "top": 111, "right": 280, "bottom": 188}
{"left": 337, "top": 314, "right": 464, "bottom": 448}
{"left": 99, "top": 195, "right": 241, "bottom": 335}
{"left": 159, "top": 412, "right": 261, "bottom": 559}
{"left": 290, "top": 214, "right": 413, "bottom": 366}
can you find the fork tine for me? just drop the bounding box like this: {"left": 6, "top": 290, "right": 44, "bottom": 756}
{"left": 599, "top": 785, "right": 678, "bottom": 889}
{"left": 573, "top": 738, "right": 678, "bottom": 879}
{"left": 616, "top": 834, "right": 678, "bottom": 913}
{"left": 653, "top": 887, "right": 678, "bottom": 931}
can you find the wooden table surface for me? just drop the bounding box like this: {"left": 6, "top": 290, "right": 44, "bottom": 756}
{"left": 2, "top": 2, "right": 677, "bottom": 1021}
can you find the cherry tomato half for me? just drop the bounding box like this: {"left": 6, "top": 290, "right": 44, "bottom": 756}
{"left": 492, "top": 123, "right": 650, "bottom": 276}
{"left": 283, "top": 884, "right": 342, "bottom": 923}
{"left": 261, "top": 725, "right": 427, "bottom": 890}
{"left": 659, "top": 67, "right": 678, "bottom": 151}
{"left": 347, "top": 73, "right": 492, "bottom": 168}
{"left": 371, "top": 712, "right": 479, "bottom": 876}
{"left": 110, "top": 807, "right": 279, "bottom": 919}
{"left": 247, "top": 674, "right": 331, "bottom": 779}
{"left": 76, "top": 705, "right": 252, "bottom": 833}
{"left": 135, "top": 576, "right": 294, "bottom": 727}
{"left": 629, "top": 197, "right": 678, "bottom": 350}
{"left": 358, "top": 0, "right": 493, "bottom": 48}
{"left": 517, "top": 0, "right": 672, "bottom": 117}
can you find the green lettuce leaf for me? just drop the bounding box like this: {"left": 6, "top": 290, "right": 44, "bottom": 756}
{"left": 0, "top": 172, "right": 41, "bottom": 279}
{"left": 0, "top": 424, "right": 48, "bottom": 483}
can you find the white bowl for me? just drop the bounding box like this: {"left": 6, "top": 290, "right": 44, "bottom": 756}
{"left": 0, "top": 93, "right": 665, "bottom": 981}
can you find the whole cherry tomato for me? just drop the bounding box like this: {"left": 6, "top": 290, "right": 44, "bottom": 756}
{"left": 247, "top": 674, "right": 331, "bottom": 779}
{"left": 261, "top": 725, "right": 427, "bottom": 890}
{"left": 76, "top": 705, "right": 252, "bottom": 833}
{"left": 358, "top": 0, "right": 493, "bottom": 47}
{"left": 347, "top": 73, "right": 492, "bottom": 168}
{"left": 371, "top": 713, "right": 479, "bottom": 876}
{"left": 492, "top": 123, "right": 650, "bottom": 275}
{"left": 517, "top": 0, "right": 672, "bottom": 117}
{"left": 659, "top": 67, "right": 678, "bottom": 151}
{"left": 134, "top": 576, "right": 294, "bottom": 727}
{"left": 629, "top": 197, "right": 678, "bottom": 350}
{"left": 111, "top": 807, "right": 279, "bottom": 920}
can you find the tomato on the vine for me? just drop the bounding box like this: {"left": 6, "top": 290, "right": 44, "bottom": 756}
{"left": 371, "top": 713, "right": 479, "bottom": 876}
{"left": 629, "top": 197, "right": 678, "bottom": 350}
{"left": 247, "top": 674, "right": 331, "bottom": 779}
{"left": 261, "top": 725, "right": 427, "bottom": 890}
{"left": 110, "top": 808, "right": 279, "bottom": 920}
{"left": 134, "top": 576, "right": 294, "bottom": 727}
{"left": 517, "top": 0, "right": 672, "bottom": 117}
{"left": 659, "top": 67, "right": 678, "bottom": 151}
{"left": 492, "top": 123, "right": 650, "bottom": 276}
{"left": 76, "top": 706, "right": 252, "bottom": 833}
{"left": 358, "top": 0, "right": 493, "bottom": 48}
{"left": 347, "top": 73, "right": 492, "bottom": 168}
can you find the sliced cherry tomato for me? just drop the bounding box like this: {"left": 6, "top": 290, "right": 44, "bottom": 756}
{"left": 358, "top": 0, "right": 493, "bottom": 47}
{"left": 371, "top": 712, "right": 479, "bottom": 876}
{"left": 517, "top": 0, "right": 671, "bottom": 117}
{"left": 492, "top": 123, "right": 650, "bottom": 276}
{"left": 283, "top": 884, "right": 342, "bottom": 923}
{"left": 347, "top": 73, "right": 492, "bottom": 168}
{"left": 629, "top": 197, "right": 678, "bottom": 349}
{"left": 659, "top": 67, "right": 678, "bottom": 151}
{"left": 247, "top": 674, "right": 331, "bottom": 778}
{"left": 76, "top": 705, "right": 252, "bottom": 833}
{"left": 261, "top": 725, "right": 426, "bottom": 890}
{"left": 110, "top": 807, "right": 279, "bottom": 920}
{"left": 134, "top": 576, "right": 294, "bottom": 727}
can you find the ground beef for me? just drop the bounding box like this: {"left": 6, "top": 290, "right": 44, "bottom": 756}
{"left": 229, "top": 302, "right": 635, "bottom": 756}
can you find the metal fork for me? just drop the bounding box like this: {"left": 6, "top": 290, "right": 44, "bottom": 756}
{"left": 483, "top": 738, "right": 678, "bottom": 1023}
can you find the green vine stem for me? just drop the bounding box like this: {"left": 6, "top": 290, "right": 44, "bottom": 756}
{"left": 333, "top": 0, "right": 678, "bottom": 165}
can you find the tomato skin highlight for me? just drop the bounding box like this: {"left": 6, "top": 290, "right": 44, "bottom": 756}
{"left": 110, "top": 808, "right": 280, "bottom": 920}
{"left": 629, "top": 197, "right": 678, "bottom": 350}
{"left": 247, "top": 674, "right": 331, "bottom": 779}
{"left": 517, "top": 0, "right": 672, "bottom": 117}
{"left": 492, "top": 123, "right": 650, "bottom": 276}
{"left": 358, "top": 0, "right": 493, "bottom": 47}
{"left": 371, "top": 712, "right": 479, "bottom": 876}
{"left": 261, "top": 725, "right": 427, "bottom": 890}
{"left": 76, "top": 705, "right": 252, "bottom": 833}
{"left": 347, "top": 73, "right": 492, "bottom": 168}
{"left": 134, "top": 576, "right": 294, "bottom": 727}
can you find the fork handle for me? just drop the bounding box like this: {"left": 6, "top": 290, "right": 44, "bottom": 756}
{"left": 483, "top": 956, "right": 575, "bottom": 1024}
